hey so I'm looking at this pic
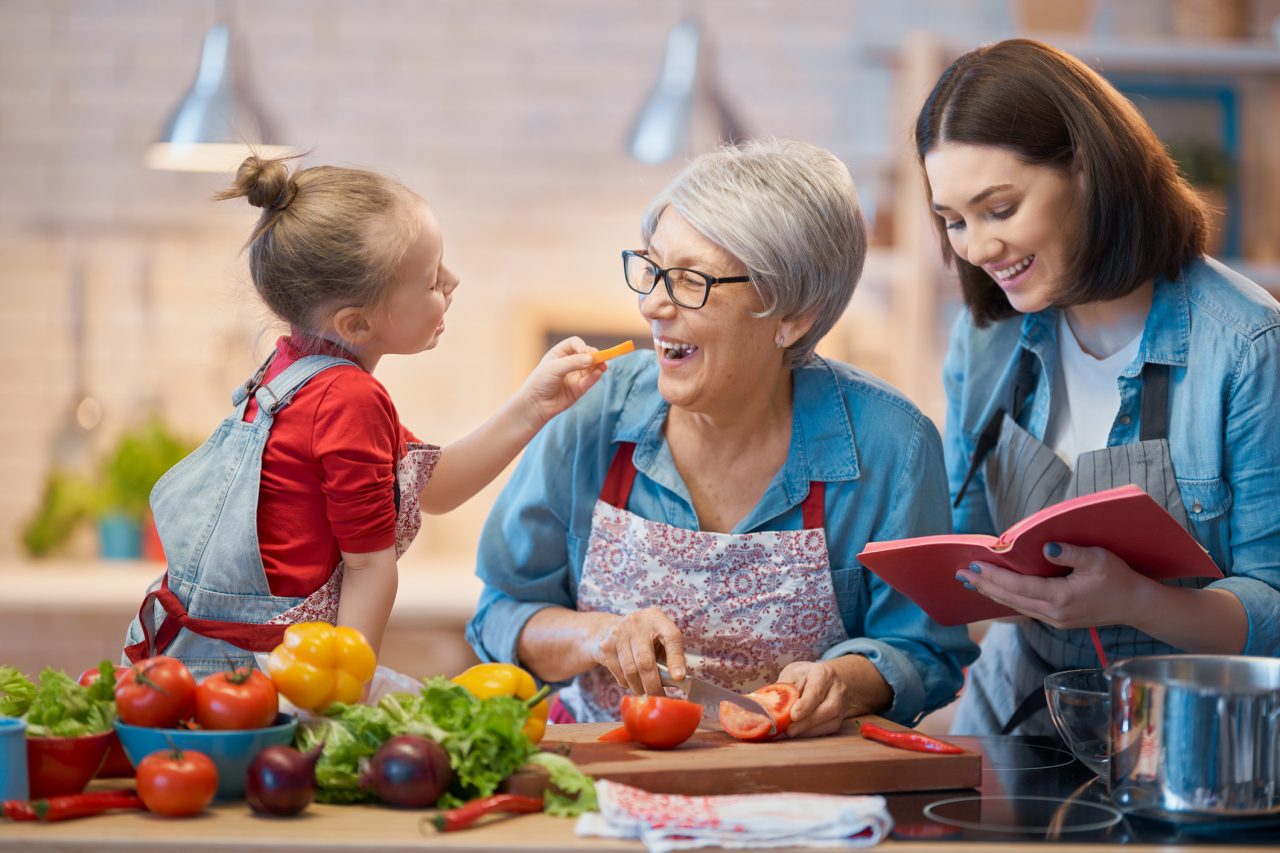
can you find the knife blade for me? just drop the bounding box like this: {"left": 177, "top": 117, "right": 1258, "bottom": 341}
{"left": 657, "top": 664, "right": 776, "bottom": 736}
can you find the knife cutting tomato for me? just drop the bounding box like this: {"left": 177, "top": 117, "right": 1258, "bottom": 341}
{"left": 719, "top": 681, "right": 799, "bottom": 741}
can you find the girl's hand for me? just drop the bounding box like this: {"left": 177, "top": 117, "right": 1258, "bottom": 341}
{"left": 592, "top": 607, "right": 687, "bottom": 697}
{"left": 956, "top": 543, "right": 1160, "bottom": 630}
{"left": 519, "top": 336, "right": 605, "bottom": 428}
{"left": 776, "top": 660, "right": 848, "bottom": 738}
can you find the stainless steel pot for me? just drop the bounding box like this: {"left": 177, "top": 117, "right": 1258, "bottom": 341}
{"left": 1109, "top": 655, "right": 1280, "bottom": 822}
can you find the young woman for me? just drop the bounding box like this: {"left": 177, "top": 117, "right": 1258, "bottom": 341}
{"left": 914, "top": 39, "right": 1280, "bottom": 735}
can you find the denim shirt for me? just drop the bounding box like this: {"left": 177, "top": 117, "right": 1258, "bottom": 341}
{"left": 467, "top": 352, "right": 978, "bottom": 725}
{"left": 943, "top": 257, "right": 1280, "bottom": 655}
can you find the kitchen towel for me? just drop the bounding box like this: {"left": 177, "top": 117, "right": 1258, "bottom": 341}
{"left": 576, "top": 780, "right": 893, "bottom": 851}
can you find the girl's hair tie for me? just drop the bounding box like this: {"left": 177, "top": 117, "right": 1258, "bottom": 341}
{"left": 270, "top": 182, "right": 297, "bottom": 212}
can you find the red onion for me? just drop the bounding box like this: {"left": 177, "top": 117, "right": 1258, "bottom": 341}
{"left": 360, "top": 735, "right": 453, "bottom": 808}
{"left": 245, "top": 744, "right": 322, "bottom": 816}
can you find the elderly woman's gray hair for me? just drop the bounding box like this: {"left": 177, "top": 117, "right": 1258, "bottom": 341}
{"left": 640, "top": 139, "right": 867, "bottom": 366}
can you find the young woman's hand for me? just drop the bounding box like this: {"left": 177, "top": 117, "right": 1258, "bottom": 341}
{"left": 956, "top": 543, "right": 1160, "bottom": 630}
{"left": 519, "top": 336, "right": 605, "bottom": 428}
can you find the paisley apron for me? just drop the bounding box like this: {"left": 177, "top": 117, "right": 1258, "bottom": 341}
{"left": 951, "top": 347, "right": 1208, "bottom": 735}
{"left": 122, "top": 354, "right": 440, "bottom": 680}
{"left": 555, "top": 442, "right": 849, "bottom": 722}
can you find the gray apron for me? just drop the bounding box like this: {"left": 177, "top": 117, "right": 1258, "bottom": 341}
{"left": 951, "top": 347, "right": 1210, "bottom": 736}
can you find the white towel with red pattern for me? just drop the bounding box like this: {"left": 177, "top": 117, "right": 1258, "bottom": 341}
{"left": 576, "top": 780, "right": 893, "bottom": 851}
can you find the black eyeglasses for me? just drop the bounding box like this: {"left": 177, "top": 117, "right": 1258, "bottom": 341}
{"left": 621, "top": 250, "right": 751, "bottom": 309}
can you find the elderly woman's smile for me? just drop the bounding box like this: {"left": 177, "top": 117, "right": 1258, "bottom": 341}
{"left": 654, "top": 337, "right": 698, "bottom": 363}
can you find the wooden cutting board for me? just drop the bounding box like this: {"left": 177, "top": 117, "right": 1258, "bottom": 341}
{"left": 535, "top": 715, "right": 981, "bottom": 796}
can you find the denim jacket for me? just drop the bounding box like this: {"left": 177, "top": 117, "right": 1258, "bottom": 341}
{"left": 943, "top": 257, "right": 1280, "bottom": 655}
{"left": 467, "top": 352, "right": 978, "bottom": 725}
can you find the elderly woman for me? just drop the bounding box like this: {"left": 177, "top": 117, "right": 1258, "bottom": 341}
{"left": 467, "top": 140, "right": 976, "bottom": 736}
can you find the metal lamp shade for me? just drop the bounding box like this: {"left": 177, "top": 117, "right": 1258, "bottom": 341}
{"left": 145, "top": 22, "right": 290, "bottom": 173}
{"left": 626, "top": 18, "right": 747, "bottom": 165}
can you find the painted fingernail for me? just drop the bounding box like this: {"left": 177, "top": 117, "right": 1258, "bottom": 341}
{"left": 968, "top": 563, "right": 982, "bottom": 574}
{"left": 1045, "top": 542, "right": 1062, "bottom": 558}
{"left": 955, "top": 573, "right": 968, "bottom": 585}
{"left": 962, "top": 581, "right": 976, "bottom": 591}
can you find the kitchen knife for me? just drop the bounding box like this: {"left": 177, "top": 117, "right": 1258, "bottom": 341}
{"left": 657, "top": 664, "right": 776, "bottom": 736}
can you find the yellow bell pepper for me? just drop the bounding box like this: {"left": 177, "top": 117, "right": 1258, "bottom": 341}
{"left": 266, "top": 622, "right": 377, "bottom": 710}
{"left": 451, "top": 663, "right": 550, "bottom": 743}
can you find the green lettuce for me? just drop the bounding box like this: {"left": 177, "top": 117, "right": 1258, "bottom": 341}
{"left": 297, "top": 676, "right": 596, "bottom": 814}
{"left": 0, "top": 660, "right": 117, "bottom": 737}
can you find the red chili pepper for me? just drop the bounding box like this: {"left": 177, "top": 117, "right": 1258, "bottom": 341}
{"left": 429, "top": 793, "right": 544, "bottom": 831}
{"left": 860, "top": 721, "right": 964, "bottom": 755}
{"left": 3, "top": 789, "right": 145, "bottom": 822}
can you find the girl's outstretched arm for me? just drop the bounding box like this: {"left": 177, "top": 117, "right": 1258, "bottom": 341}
{"left": 420, "top": 337, "right": 603, "bottom": 514}
{"left": 336, "top": 546, "right": 398, "bottom": 657}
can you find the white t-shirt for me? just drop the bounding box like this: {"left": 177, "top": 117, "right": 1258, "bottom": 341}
{"left": 1043, "top": 311, "right": 1144, "bottom": 467}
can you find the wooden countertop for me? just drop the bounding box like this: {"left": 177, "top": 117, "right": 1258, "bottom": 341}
{"left": 0, "top": 793, "right": 1250, "bottom": 852}
{"left": 0, "top": 556, "right": 483, "bottom": 622}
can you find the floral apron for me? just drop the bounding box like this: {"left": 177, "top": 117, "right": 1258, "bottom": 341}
{"left": 951, "top": 347, "right": 1207, "bottom": 735}
{"left": 122, "top": 354, "right": 439, "bottom": 680}
{"left": 555, "top": 442, "right": 848, "bottom": 722}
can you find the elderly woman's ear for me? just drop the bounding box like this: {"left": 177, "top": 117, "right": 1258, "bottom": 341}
{"left": 776, "top": 314, "right": 817, "bottom": 350}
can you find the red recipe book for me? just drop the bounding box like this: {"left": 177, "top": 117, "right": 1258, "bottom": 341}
{"left": 857, "top": 484, "right": 1223, "bottom": 626}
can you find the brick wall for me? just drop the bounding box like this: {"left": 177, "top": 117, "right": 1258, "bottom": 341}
{"left": 0, "top": 0, "right": 1120, "bottom": 561}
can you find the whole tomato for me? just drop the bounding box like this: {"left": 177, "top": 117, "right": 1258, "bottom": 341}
{"left": 77, "top": 664, "right": 130, "bottom": 688}
{"left": 136, "top": 748, "right": 218, "bottom": 817}
{"left": 115, "top": 656, "right": 197, "bottom": 728}
{"left": 195, "top": 666, "right": 279, "bottom": 730}
{"left": 619, "top": 695, "right": 701, "bottom": 749}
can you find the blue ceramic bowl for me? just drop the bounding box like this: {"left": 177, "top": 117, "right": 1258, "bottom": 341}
{"left": 114, "top": 713, "right": 297, "bottom": 800}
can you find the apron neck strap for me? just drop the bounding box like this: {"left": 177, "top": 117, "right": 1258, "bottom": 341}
{"left": 1138, "top": 362, "right": 1171, "bottom": 442}
{"left": 599, "top": 442, "right": 826, "bottom": 529}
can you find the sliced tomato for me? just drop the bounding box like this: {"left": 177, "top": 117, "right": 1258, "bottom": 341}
{"left": 746, "top": 682, "right": 799, "bottom": 735}
{"left": 718, "top": 700, "right": 775, "bottom": 741}
{"left": 719, "top": 681, "right": 800, "bottom": 741}
{"left": 619, "top": 695, "right": 701, "bottom": 749}
{"left": 597, "top": 725, "right": 632, "bottom": 743}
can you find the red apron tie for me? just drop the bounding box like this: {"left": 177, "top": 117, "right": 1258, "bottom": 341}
{"left": 123, "top": 576, "right": 289, "bottom": 663}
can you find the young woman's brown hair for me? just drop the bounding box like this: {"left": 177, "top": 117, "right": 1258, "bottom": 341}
{"left": 914, "top": 39, "right": 1207, "bottom": 326}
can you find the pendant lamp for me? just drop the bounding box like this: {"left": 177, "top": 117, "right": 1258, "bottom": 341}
{"left": 626, "top": 17, "right": 748, "bottom": 165}
{"left": 145, "top": 20, "right": 290, "bottom": 172}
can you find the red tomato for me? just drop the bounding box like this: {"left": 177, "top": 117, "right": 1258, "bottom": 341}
{"left": 115, "top": 656, "right": 198, "bottom": 728}
{"left": 619, "top": 695, "right": 701, "bottom": 749}
{"left": 719, "top": 701, "right": 775, "bottom": 741}
{"left": 719, "top": 681, "right": 800, "bottom": 742}
{"left": 77, "top": 665, "right": 130, "bottom": 688}
{"left": 194, "top": 667, "right": 279, "bottom": 730}
{"left": 136, "top": 749, "right": 218, "bottom": 817}
{"left": 747, "top": 682, "right": 799, "bottom": 735}
{"left": 597, "top": 725, "right": 632, "bottom": 743}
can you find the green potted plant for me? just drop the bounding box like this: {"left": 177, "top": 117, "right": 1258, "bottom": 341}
{"left": 1167, "top": 140, "right": 1234, "bottom": 256}
{"left": 23, "top": 417, "right": 194, "bottom": 560}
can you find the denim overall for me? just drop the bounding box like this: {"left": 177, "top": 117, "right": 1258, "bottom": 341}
{"left": 122, "top": 354, "right": 439, "bottom": 680}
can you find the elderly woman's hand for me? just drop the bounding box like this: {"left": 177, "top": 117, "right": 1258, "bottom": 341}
{"left": 593, "top": 607, "right": 688, "bottom": 697}
{"left": 776, "top": 660, "right": 849, "bottom": 738}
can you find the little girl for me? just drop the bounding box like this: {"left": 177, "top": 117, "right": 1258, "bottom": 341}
{"left": 123, "top": 155, "right": 604, "bottom": 679}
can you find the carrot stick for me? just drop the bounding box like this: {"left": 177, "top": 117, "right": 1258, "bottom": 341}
{"left": 591, "top": 340, "right": 635, "bottom": 365}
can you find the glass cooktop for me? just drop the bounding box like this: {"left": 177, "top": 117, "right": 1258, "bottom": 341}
{"left": 884, "top": 735, "right": 1280, "bottom": 845}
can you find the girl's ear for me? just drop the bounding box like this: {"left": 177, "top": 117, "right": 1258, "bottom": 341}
{"left": 331, "top": 305, "right": 375, "bottom": 346}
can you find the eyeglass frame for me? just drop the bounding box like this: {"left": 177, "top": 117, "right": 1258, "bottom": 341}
{"left": 621, "top": 249, "right": 751, "bottom": 309}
